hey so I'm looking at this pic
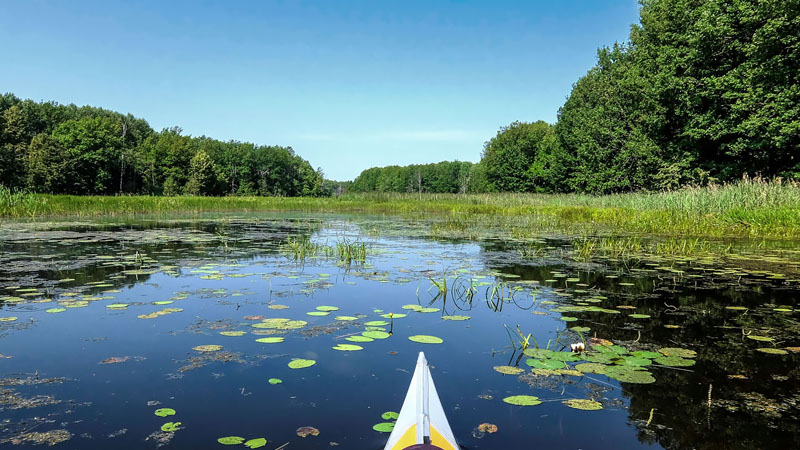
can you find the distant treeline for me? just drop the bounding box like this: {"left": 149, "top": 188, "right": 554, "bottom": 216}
{"left": 354, "top": 0, "right": 799, "bottom": 195}
{"left": 0, "top": 93, "right": 324, "bottom": 196}
{"left": 350, "top": 161, "right": 486, "bottom": 194}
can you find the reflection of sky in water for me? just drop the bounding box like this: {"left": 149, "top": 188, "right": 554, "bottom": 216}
{"left": 0, "top": 215, "right": 798, "bottom": 449}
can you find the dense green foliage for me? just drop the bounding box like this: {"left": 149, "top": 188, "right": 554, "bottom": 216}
{"left": 0, "top": 93, "right": 323, "bottom": 196}
{"left": 479, "top": 0, "right": 799, "bottom": 194}
{"left": 350, "top": 161, "right": 485, "bottom": 194}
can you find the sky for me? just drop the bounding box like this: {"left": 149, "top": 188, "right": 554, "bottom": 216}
{"left": 0, "top": 0, "right": 641, "bottom": 181}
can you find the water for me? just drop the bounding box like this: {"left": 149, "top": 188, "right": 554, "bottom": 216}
{"left": 1, "top": 214, "right": 798, "bottom": 449}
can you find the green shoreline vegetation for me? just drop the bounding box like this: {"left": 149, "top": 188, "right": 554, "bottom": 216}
{"left": 3, "top": 177, "right": 800, "bottom": 239}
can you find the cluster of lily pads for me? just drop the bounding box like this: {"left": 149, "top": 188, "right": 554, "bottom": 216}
{"left": 372, "top": 411, "right": 399, "bottom": 433}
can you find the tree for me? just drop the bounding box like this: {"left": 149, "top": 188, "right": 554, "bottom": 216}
{"left": 184, "top": 150, "right": 217, "bottom": 195}
{"left": 481, "top": 121, "right": 557, "bottom": 192}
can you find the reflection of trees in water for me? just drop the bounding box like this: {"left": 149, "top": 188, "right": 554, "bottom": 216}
{"left": 475, "top": 248, "right": 800, "bottom": 450}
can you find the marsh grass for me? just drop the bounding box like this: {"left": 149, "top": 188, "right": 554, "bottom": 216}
{"left": 3, "top": 178, "right": 799, "bottom": 239}
{"left": 283, "top": 236, "right": 368, "bottom": 264}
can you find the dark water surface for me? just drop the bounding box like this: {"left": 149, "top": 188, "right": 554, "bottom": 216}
{"left": 1, "top": 214, "right": 798, "bottom": 449}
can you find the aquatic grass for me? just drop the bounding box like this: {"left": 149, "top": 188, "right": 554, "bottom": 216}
{"left": 3, "top": 178, "right": 800, "bottom": 239}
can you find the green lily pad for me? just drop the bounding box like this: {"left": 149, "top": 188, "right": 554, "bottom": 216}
{"left": 153, "top": 301, "right": 174, "bottom": 305}
{"left": 401, "top": 304, "right": 423, "bottom": 311}
{"left": 218, "top": 436, "right": 245, "bottom": 445}
{"left": 268, "top": 378, "right": 282, "bottom": 384}
{"left": 335, "top": 316, "right": 358, "bottom": 321}
{"left": 618, "top": 356, "right": 652, "bottom": 367}
{"left": 161, "top": 422, "right": 181, "bottom": 432}
{"left": 658, "top": 347, "right": 697, "bottom": 358}
{"left": 442, "top": 315, "right": 471, "bottom": 321}
{"left": 560, "top": 316, "right": 579, "bottom": 322}
{"left": 316, "top": 306, "right": 339, "bottom": 311}
{"left": 106, "top": 304, "right": 128, "bottom": 309}
{"left": 502, "top": 395, "right": 542, "bottom": 406}
{"left": 629, "top": 314, "right": 651, "bottom": 319}
{"left": 631, "top": 351, "right": 661, "bottom": 359}
{"left": 605, "top": 366, "right": 656, "bottom": 384}
{"left": 154, "top": 408, "right": 176, "bottom": 417}
{"left": 220, "top": 331, "right": 246, "bottom": 337}
{"left": 381, "top": 313, "right": 406, "bottom": 319}
{"left": 746, "top": 335, "right": 773, "bottom": 342}
{"left": 373, "top": 422, "right": 395, "bottom": 433}
{"left": 654, "top": 355, "right": 695, "bottom": 367}
{"left": 418, "top": 307, "right": 440, "bottom": 313}
{"left": 364, "top": 321, "right": 389, "bottom": 326}
{"left": 563, "top": 399, "right": 603, "bottom": 410}
{"left": 575, "top": 362, "right": 607, "bottom": 374}
{"left": 362, "top": 331, "right": 391, "bottom": 339}
{"left": 288, "top": 359, "right": 316, "bottom": 369}
{"left": 408, "top": 335, "right": 443, "bottom": 344}
{"left": 381, "top": 411, "right": 399, "bottom": 420}
{"left": 346, "top": 335, "right": 374, "bottom": 342}
{"left": 523, "top": 348, "right": 554, "bottom": 359}
{"left": 193, "top": 345, "right": 222, "bottom": 352}
{"left": 494, "top": 366, "right": 525, "bottom": 375}
{"left": 244, "top": 438, "right": 267, "bottom": 449}
{"left": 570, "top": 326, "right": 591, "bottom": 332}
{"left": 45, "top": 308, "right": 66, "bottom": 313}
{"left": 306, "top": 311, "right": 329, "bottom": 316}
{"left": 255, "top": 337, "right": 285, "bottom": 344}
{"left": 526, "top": 359, "right": 564, "bottom": 370}
{"left": 333, "top": 344, "right": 363, "bottom": 351}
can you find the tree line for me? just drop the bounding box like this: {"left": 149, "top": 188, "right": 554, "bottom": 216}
{"left": 0, "top": 93, "right": 324, "bottom": 196}
{"left": 349, "top": 161, "right": 487, "bottom": 194}
{"left": 354, "top": 0, "right": 799, "bottom": 194}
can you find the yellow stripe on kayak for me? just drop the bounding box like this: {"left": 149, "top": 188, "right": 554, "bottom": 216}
{"left": 388, "top": 424, "right": 458, "bottom": 450}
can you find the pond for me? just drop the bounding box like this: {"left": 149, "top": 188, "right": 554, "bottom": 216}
{"left": 1, "top": 214, "right": 798, "bottom": 449}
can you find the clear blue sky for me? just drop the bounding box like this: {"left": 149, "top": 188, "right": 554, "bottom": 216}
{"left": 0, "top": 0, "right": 640, "bottom": 180}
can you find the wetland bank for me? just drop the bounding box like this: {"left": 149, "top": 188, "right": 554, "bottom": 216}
{"left": 0, "top": 212, "right": 798, "bottom": 449}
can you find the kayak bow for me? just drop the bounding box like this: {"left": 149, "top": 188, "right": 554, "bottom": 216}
{"left": 384, "top": 352, "right": 459, "bottom": 450}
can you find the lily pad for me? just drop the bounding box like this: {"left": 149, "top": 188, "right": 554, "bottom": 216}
{"left": 335, "top": 316, "right": 358, "bottom": 321}
{"left": 244, "top": 438, "right": 267, "bottom": 449}
{"left": 193, "top": 345, "right": 222, "bottom": 352}
{"left": 372, "top": 422, "right": 395, "bottom": 433}
{"left": 333, "top": 344, "right": 363, "bottom": 351}
{"left": 154, "top": 408, "right": 176, "bottom": 417}
{"left": 346, "top": 335, "right": 374, "bottom": 342}
{"left": 255, "top": 337, "right": 285, "bottom": 344}
{"left": 442, "top": 315, "right": 471, "bottom": 321}
{"left": 218, "top": 436, "right": 245, "bottom": 445}
{"left": 268, "top": 378, "right": 282, "bottom": 384}
{"left": 220, "top": 331, "right": 246, "bottom": 337}
{"left": 364, "top": 320, "right": 389, "bottom": 326}
{"left": 502, "top": 395, "right": 542, "bottom": 406}
{"left": 658, "top": 347, "right": 697, "bottom": 358}
{"left": 362, "top": 331, "right": 391, "bottom": 339}
{"left": 160, "top": 422, "right": 181, "bottom": 432}
{"left": 494, "top": 366, "right": 525, "bottom": 375}
{"left": 563, "top": 399, "right": 603, "bottom": 410}
{"left": 288, "top": 359, "right": 316, "bottom": 369}
{"left": 526, "top": 359, "right": 564, "bottom": 370}
{"left": 575, "top": 363, "right": 607, "bottom": 374}
{"left": 306, "top": 311, "right": 329, "bottom": 316}
{"left": 45, "top": 308, "right": 66, "bottom": 313}
{"left": 381, "top": 313, "right": 406, "bottom": 319}
{"left": 746, "top": 335, "right": 774, "bottom": 342}
{"left": 316, "top": 306, "right": 339, "bottom": 311}
{"left": 629, "top": 314, "right": 651, "bottom": 319}
{"left": 381, "top": 411, "right": 399, "bottom": 420}
{"left": 654, "top": 356, "right": 696, "bottom": 367}
{"left": 408, "top": 335, "right": 443, "bottom": 344}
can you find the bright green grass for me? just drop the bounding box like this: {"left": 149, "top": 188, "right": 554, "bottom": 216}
{"left": 2, "top": 178, "right": 799, "bottom": 239}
